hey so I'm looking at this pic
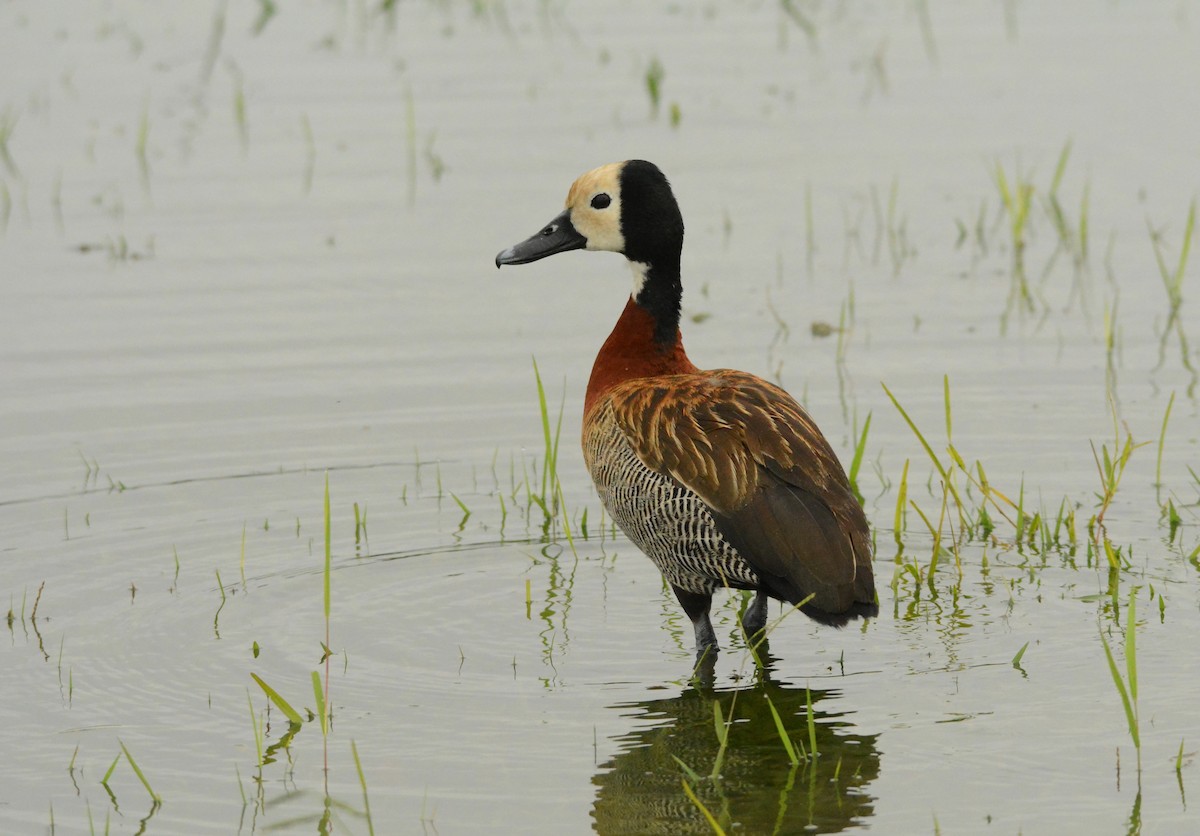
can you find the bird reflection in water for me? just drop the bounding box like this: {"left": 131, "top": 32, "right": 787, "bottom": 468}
{"left": 592, "top": 643, "right": 880, "bottom": 835}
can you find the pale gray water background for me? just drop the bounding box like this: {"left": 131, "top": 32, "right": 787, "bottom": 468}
{"left": 2, "top": 1, "right": 1199, "bottom": 833}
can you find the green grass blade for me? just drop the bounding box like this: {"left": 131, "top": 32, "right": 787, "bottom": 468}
{"left": 312, "top": 670, "right": 327, "bottom": 735}
{"left": 351, "top": 740, "right": 375, "bottom": 836}
{"left": 118, "top": 740, "right": 161, "bottom": 802}
{"left": 533, "top": 357, "right": 553, "bottom": 502}
{"left": 805, "top": 687, "right": 818, "bottom": 760}
{"left": 247, "top": 691, "right": 264, "bottom": 764}
{"left": 882, "top": 382, "right": 946, "bottom": 479}
{"left": 884, "top": 381, "right": 969, "bottom": 529}
{"left": 449, "top": 492, "right": 470, "bottom": 516}
{"left": 1050, "top": 139, "right": 1072, "bottom": 195}
{"left": 847, "top": 412, "right": 871, "bottom": 502}
{"left": 942, "top": 375, "right": 952, "bottom": 441}
{"left": 1011, "top": 641, "right": 1030, "bottom": 668}
{"left": 1100, "top": 629, "right": 1139, "bottom": 750}
{"left": 250, "top": 673, "right": 303, "bottom": 725}
{"left": 1173, "top": 201, "right": 1195, "bottom": 294}
{"left": 764, "top": 694, "right": 800, "bottom": 765}
{"left": 680, "top": 778, "right": 726, "bottom": 835}
{"left": 671, "top": 755, "right": 702, "bottom": 783}
{"left": 101, "top": 753, "right": 121, "bottom": 785}
{"left": 551, "top": 391, "right": 564, "bottom": 488}
{"left": 1079, "top": 182, "right": 1091, "bottom": 260}
{"left": 554, "top": 482, "right": 579, "bottom": 559}
{"left": 710, "top": 700, "right": 729, "bottom": 780}
{"left": 946, "top": 443, "right": 967, "bottom": 471}
{"left": 994, "top": 162, "right": 1012, "bottom": 214}
{"left": 1151, "top": 222, "right": 1174, "bottom": 292}
{"left": 1156, "top": 391, "right": 1175, "bottom": 486}
{"left": 893, "top": 459, "right": 909, "bottom": 545}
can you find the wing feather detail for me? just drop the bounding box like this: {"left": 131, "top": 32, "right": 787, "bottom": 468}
{"left": 606, "top": 370, "right": 875, "bottom": 613}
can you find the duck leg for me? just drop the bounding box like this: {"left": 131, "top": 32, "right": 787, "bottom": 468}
{"left": 741, "top": 589, "right": 769, "bottom": 638}
{"left": 672, "top": 586, "right": 718, "bottom": 652}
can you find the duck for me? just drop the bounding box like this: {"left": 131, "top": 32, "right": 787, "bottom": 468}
{"left": 495, "top": 160, "right": 877, "bottom": 654}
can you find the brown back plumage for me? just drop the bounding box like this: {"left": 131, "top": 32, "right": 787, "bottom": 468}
{"left": 602, "top": 369, "right": 875, "bottom": 620}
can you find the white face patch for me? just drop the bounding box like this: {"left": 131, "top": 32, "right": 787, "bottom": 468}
{"left": 564, "top": 163, "right": 625, "bottom": 254}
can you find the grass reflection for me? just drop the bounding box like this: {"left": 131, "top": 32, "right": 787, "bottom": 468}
{"left": 593, "top": 647, "right": 879, "bottom": 835}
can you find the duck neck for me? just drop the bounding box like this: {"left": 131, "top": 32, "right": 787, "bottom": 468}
{"left": 584, "top": 264, "right": 695, "bottom": 417}
{"left": 630, "top": 258, "right": 683, "bottom": 344}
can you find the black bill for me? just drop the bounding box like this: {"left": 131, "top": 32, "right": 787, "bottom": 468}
{"left": 495, "top": 209, "right": 587, "bottom": 267}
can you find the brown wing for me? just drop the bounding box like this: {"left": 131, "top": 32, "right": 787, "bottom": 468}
{"left": 608, "top": 369, "right": 875, "bottom": 617}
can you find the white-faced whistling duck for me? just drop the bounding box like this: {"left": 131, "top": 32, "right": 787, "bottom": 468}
{"left": 495, "top": 160, "right": 878, "bottom": 655}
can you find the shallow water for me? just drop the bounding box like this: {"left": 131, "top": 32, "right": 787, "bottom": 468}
{"left": 2, "top": 2, "right": 1199, "bottom": 833}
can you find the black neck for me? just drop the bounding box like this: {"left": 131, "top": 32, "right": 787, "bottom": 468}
{"left": 634, "top": 259, "right": 683, "bottom": 347}
{"left": 617, "top": 160, "right": 685, "bottom": 348}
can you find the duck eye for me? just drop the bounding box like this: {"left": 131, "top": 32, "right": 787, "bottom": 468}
{"left": 590, "top": 193, "right": 612, "bottom": 210}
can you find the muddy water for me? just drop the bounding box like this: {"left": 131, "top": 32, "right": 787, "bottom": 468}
{"left": 2, "top": 2, "right": 1198, "bottom": 834}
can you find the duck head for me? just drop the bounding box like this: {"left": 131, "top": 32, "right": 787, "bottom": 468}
{"left": 494, "top": 160, "right": 684, "bottom": 283}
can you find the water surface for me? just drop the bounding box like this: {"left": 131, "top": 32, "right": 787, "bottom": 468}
{"left": 2, "top": 2, "right": 1198, "bottom": 833}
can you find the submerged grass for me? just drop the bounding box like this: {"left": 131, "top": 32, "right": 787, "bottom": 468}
{"left": 1044, "top": 140, "right": 1091, "bottom": 278}
{"left": 644, "top": 57, "right": 665, "bottom": 116}
{"left": 886, "top": 373, "right": 1167, "bottom": 563}
{"left": 213, "top": 568, "right": 226, "bottom": 638}
{"left": 1150, "top": 200, "right": 1195, "bottom": 318}
{"left": 680, "top": 777, "right": 726, "bottom": 835}
{"left": 231, "top": 66, "right": 248, "bottom": 150}
{"left": 1155, "top": 391, "right": 1175, "bottom": 491}
{"left": 100, "top": 740, "right": 161, "bottom": 808}
{"left": 1090, "top": 399, "right": 1148, "bottom": 533}
{"left": 135, "top": 96, "right": 150, "bottom": 195}
{"left": 710, "top": 698, "right": 731, "bottom": 780}
{"left": 1100, "top": 587, "right": 1141, "bottom": 777}
{"left": 983, "top": 142, "right": 1096, "bottom": 327}
{"left": 353, "top": 501, "right": 371, "bottom": 553}
{"left": 1149, "top": 201, "right": 1198, "bottom": 389}
{"left": 878, "top": 371, "right": 1178, "bottom": 588}
{"left": 881, "top": 379, "right": 976, "bottom": 541}
{"left": 252, "top": 0, "right": 277, "bottom": 36}
{"left": 0, "top": 105, "right": 19, "bottom": 177}
{"left": 351, "top": 740, "right": 375, "bottom": 836}
{"left": 229, "top": 474, "right": 377, "bottom": 825}
{"left": 993, "top": 157, "right": 1034, "bottom": 300}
